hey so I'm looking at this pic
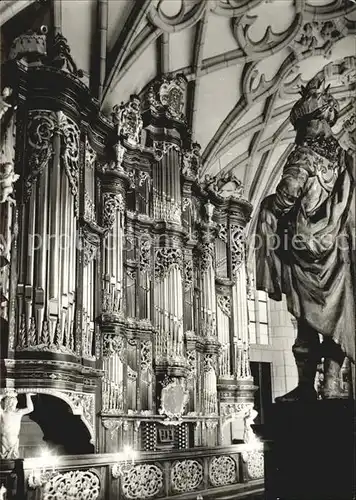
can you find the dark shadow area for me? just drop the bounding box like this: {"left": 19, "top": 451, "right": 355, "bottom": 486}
{"left": 18, "top": 394, "right": 94, "bottom": 456}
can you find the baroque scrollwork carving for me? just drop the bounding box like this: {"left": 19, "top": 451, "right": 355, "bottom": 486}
{"left": 230, "top": 224, "right": 245, "bottom": 275}
{"left": 139, "top": 238, "right": 152, "bottom": 274}
{"left": 146, "top": 74, "right": 187, "bottom": 122}
{"left": 217, "top": 223, "right": 227, "bottom": 243}
{"left": 41, "top": 470, "right": 100, "bottom": 500}
{"left": 121, "top": 464, "right": 163, "bottom": 499}
{"left": 183, "top": 256, "right": 193, "bottom": 291}
{"left": 82, "top": 227, "right": 100, "bottom": 267}
{"left": 140, "top": 341, "right": 153, "bottom": 372}
{"left": 154, "top": 247, "right": 183, "bottom": 281}
{"left": 84, "top": 190, "right": 96, "bottom": 223}
{"left": 186, "top": 350, "right": 196, "bottom": 380}
{"left": 153, "top": 141, "right": 180, "bottom": 161}
{"left": 102, "top": 192, "right": 125, "bottom": 230}
{"left": 220, "top": 402, "right": 253, "bottom": 418}
{"left": 60, "top": 113, "right": 81, "bottom": 213}
{"left": 48, "top": 33, "right": 84, "bottom": 78}
{"left": 112, "top": 95, "right": 143, "bottom": 146}
{"left": 217, "top": 295, "right": 231, "bottom": 317}
{"left": 25, "top": 110, "right": 56, "bottom": 202}
{"left": 85, "top": 140, "right": 96, "bottom": 170}
{"left": 209, "top": 456, "right": 237, "bottom": 487}
{"left": 66, "top": 392, "right": 95, "bottom": 433}
{"left": 199, "top": 241, "right": 214, "bottom": 273}
{"left": 170, "top": 460, "right": 203, "bottom": 493}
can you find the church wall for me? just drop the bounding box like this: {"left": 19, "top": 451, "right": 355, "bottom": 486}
{"left": 250, "top": 296, "right": 297, "bottom": 401}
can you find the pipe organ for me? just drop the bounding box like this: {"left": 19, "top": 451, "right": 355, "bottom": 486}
{"left": 1, "top": 29, "right": 256, "bottom": 456}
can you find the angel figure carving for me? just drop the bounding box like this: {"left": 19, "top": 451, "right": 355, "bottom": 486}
{"left": 0, "top": 391, "right": 34, "bottom": 459}
{"left": 0, "top": 163, "right": 20, "bottom": 205}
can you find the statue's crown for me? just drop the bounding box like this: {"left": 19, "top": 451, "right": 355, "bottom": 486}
{"left": 290, "top": 74, "right": 338, "bottom": 128}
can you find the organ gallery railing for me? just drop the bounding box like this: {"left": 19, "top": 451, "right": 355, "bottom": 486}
{"left": 21, "top": 445, "right": 264, "bottom": 500}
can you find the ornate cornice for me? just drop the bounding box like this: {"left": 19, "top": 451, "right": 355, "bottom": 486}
{"left": 2, "top": 61, "right": 113, "bottom": 155}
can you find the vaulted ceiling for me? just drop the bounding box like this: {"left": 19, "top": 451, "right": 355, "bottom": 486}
{"left": 1, "top": 0, "right": 356, "bottom": 217}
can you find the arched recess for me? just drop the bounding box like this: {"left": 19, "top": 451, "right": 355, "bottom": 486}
{"left": 17, "top": 391, "right": 95, "bottom": 454}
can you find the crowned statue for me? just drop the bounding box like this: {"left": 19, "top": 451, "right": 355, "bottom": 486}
{"left": 255, "top": 74, "right": 355, "bottom": 402}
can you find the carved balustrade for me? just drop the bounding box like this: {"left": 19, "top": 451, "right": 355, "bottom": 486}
{"left": 21, "top": 445, "right": 264, "bottom": 500}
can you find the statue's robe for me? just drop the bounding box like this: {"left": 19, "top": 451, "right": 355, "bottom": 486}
{"left": 256, "top": 137, "right": 355, "bottom": 362}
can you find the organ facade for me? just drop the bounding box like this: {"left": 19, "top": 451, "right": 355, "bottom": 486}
{"left": 0, "top": 28, "right": 257, "bottom": 466}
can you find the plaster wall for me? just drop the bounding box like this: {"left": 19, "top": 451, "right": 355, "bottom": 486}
{"left": 250, "top": 296, "right": 298, "bottom": 400}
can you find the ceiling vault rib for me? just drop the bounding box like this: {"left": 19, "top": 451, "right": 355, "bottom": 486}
{"left": 248, "top": 119, "right": 289, "bottom": 201}
{"left": 101, "top": 0, "right": 152, "bottom": 106}
{"left": 243, "top": 93, "right": 278, "bottom": 189}
{"left": 159, "top": 32, "right": 170, "bottom": 75}
{"left": 52, "top": 0, "right": 62, "bottom": 36}
{"left": 221, "top": 131, "right": 295, "bottom": 178}
{"left": 111, "top": 27, "right": 162, "bottom": 93}
{"left": 0, "top": 0, "right": 37, "bottom": 27}
{"left": 201, "top": 96, "right": 248, "bottom": 175}
{"left": 189, "top": 12, "right": 209, "bottom": 139}
{"left": 97, "top": 0, "right": 108, "bottom": 101}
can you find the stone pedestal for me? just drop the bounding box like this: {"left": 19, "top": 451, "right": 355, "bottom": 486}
{"left": 254, "top": 400, "right": 355, "bottom": 500}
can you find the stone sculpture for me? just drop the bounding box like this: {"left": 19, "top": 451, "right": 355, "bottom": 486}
{"left": 255, "top": 74, "right": 355, "bottom": 401}
{"left": 0, "top": 391, "right": 34, "bottom": 459}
